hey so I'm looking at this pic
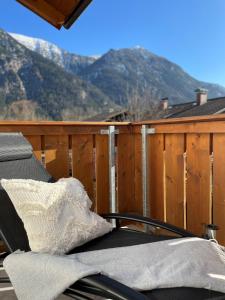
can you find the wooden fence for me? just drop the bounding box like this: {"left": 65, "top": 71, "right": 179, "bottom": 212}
{"left": 135, "top": 114, "right": 225, "bottom": 245}
{"left": 0, "top": 115, "right": 225, "bottom": 245}
{"left": 0, "top": 121, "right": 138, "bottom": 216}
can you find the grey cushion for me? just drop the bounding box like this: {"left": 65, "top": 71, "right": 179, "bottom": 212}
{"left": 0, "top": 155, "right": 54, "bottom": 252}
{"left": 0, "top": 133, "right": 32, "bottom": 162}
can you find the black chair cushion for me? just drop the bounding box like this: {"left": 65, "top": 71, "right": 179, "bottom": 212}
{"left": 69, "top": 228, "right": 175, "bottom": 253}
{"left": 144, "top": 287, "right": 225, "bottom": 300}
{"left": 0, "top": 155, "right": 53, "bottom": 252}
{"left": 0, "top": 133, "right": 32, "bottom": 162}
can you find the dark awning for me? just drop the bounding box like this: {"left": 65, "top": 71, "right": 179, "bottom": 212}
{"left": 16, "top": 0, "right": 92, "bottom": 30}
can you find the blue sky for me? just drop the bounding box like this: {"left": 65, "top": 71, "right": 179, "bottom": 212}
{"left": 1, "top": 0, "right": 225, "bottom": 86}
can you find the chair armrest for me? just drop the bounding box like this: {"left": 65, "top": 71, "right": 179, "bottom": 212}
{"left": 0, "top": 277, "right": 10, "bottom": 284}
{"left": 102, "top": 213, "right": 197, "bottom": 237}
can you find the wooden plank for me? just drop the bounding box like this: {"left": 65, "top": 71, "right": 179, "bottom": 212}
{"left": 165, "top": 134, "right": 185, "bottom": 227}
{"left": 133, "top": 122, "right": 225, "bottom": 134}
{"left": 0, "top": 121, "right": 131, "bottom": 126}
{"left": 17, "top": 0, "right": 65, "bottom": 29}
{"left": 44, "top": 135, "right": 69, "bottom": 180}
{"left": 25, "top": 135, "right": 42, "bottom": 161}
{"left": 95, "top": 135, "right": 110, "bottom": 214}
{"left": 117, "top": 134, "right": 135, "bottom": 213}
{"left": 0, "top": 124, "right": 130, "bottom": 136}
{"left": 213, "top": 134, "right": 225, "bottom": 245}
{"left": 148, "top": 134, "right": 165, "bottom": 220}
{"left": 17, "top": 0, "right": 92, "bottom": 29}
{"left": 47, "top": 0, "right": 80, "bottom": 16}
{"left": 133, "top": 117, "right": 225, "bottom": 134}
{"left": 72, "top": 135, "right": 94, "bottom": 204}
{"left": 134, "top": 133, "right": 143, "bottom": 215}
{"left": 152, "top": 122, "right": 225, "bottom": 134}
{"left": 135, "top": 112, "right": 225, "bottom": 125}
{"left": 186, "top": 134, "right": 211, "bottom": 236}
{"left": 0, "top": 114, "right": 222, "bottom": 130}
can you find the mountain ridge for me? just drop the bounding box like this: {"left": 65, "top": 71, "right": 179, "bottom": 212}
{"left": 9, "top": 33, "right": 99, "bottom": 75}
{"left": 0, "top": 29, "right": 117, "bottom": 120}
{"left": 80, "top": 47, "right": 225, "bottom": 106}
{"left": 1, "top": 30, "right": 225, "bottom": 121}
{"left": 9, "top": 33, "right": 225, "bottom": 101}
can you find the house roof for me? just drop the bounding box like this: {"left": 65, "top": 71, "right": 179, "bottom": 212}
{"left": 16, "top": 0, "right": 92, "bottom": 29}
{"left": 85, "top": 110, "right": 130, "bottom": 122}
{"left": 161, "top": 102, "right": 196, "bottom": 119}
{"left": 162, "top": 96, "right": 225, "bottom": 119}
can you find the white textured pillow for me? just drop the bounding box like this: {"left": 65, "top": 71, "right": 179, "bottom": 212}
{"left": 1, "top": 178, "right": 112, "bottom": 254}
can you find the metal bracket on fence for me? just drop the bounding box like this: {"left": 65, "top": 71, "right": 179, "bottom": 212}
{"left": 141, "top": 125, "right": 155, "bottom": 219}
{"left": 100, "top": 129, "right": 119, "bottom": 135}
{"left": 141, "top": 127, "right": 156, "bottom": 135}
{"left": 100, "top": 126, "right": 118, "bottom": 226}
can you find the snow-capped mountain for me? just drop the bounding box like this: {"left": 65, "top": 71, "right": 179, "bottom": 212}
{"left": 9, "top": 33, "right": 98, "bottom": 75}
{"left": 10, "top": 33, "right": 65, "bottom": 66}
{"left": 0, "top": 29, "right": 116, "bottom": 121}
{"left": 3, "top": 31, "right": 225, "bottom": 120}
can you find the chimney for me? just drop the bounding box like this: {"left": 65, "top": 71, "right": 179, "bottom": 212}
{"left": 195, "top": 88, "right": 208, "bottom": 106}
{"left": 160, "top": 97, "right": 169, "bottom": 110}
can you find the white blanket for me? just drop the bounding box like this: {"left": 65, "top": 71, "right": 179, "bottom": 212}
{"left": 4, "top": 237, "right": 225, "bottom": 300}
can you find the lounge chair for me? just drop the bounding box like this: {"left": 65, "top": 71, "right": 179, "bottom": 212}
{"left": 0, "top": 133, "right": 224, "bottom": 300}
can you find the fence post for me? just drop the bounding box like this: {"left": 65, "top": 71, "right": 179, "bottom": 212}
{"left": 109, "top": 125, "right": 117, "bottom": 217}
{"left": 141, "top": 125, "right": 155, "bottom": 218}
{"left": 141, "top": 125, "right": 148, "bottom": 218}
{"left": 100, "top": 126, "right": 118, "bottom": 226}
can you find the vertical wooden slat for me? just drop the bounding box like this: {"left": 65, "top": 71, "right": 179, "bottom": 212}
{"left": 25, "top": 135, "right": 42, "bottom": 161}
{"left": 165, "top": 134, "right": 185, "bottom": 228}
{"left": 213, "top": 134, "right": 225, "bottom": 245}
{"left": 134, "top": 133, "right": 143, "bottom": 215}
{"left": 72, "top": 135, "right": 94, "bottom": 203}
{"left": 117, "top": 133, "right": 135, "bottom": 213}
{"left": 44, "top": 135, "right": 69, "bottom": 179}
{"left": 186, "top": 133, "right": 211, "bottom": 235}
{"left": 95, "top": 135, "right": 110, "bottom": 214}
{"left": 148, "top": 134, "right": 165, "bottom": 220}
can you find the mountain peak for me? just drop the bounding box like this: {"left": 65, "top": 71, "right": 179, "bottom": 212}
{"left": 9, "top": 32, "right": 98, "bottom": 74}
{"left": 10, "top": 33, "right": 57, "bottom": 49}
{"left": 9, "top": 32, "right": 65, "bottom": 67}
{"left": 132, "top": 45, "right": 147, "bottom": 51}
{"left": 134, "top": 45, "right": 144, "bottom": 49}
{"left": 104, "top": 46, "right": 156, "bottom": 59}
